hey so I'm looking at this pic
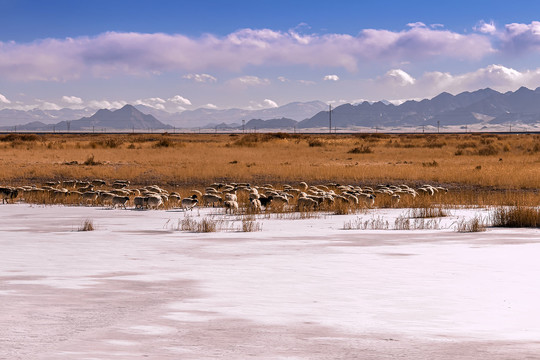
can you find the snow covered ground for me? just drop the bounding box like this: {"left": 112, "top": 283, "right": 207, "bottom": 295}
{"left": 1, "top": 204, "right": 540, "bottom": 359}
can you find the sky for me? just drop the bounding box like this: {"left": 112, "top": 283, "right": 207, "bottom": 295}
{"left": 2, "top": 0, "right": 540, "bottom": 112}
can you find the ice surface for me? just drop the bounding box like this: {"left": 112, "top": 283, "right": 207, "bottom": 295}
{"left": 1, "top": 204, "right": 539, "bottom": 359}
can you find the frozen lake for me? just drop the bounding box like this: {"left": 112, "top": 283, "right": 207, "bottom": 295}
{"left": 1, "top": 204, "right": 540, "bottom": 359}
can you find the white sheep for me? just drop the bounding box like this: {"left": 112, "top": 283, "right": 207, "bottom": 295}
{"left": 134, "top": 196, "right": 148, "bottom": 209}
{"left": 224, "top": 200, "right": 239, "bottom": 214}
{"left": 202, "top": 193, "right": 222, "bottom": 207}
{"left": 146, "top": 195, "right": 163, "bottom": 209}
{"left": 112, "top": 195, "right": 129, "bottom": 209}
{"left": 181, "top": 195, "right": 198, "bottom": 211}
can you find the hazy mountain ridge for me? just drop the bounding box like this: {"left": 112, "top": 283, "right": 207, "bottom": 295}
{"left": 293, "top": 87, "right": 540, "bottom": 129}
{"left": 3, "top": 88, "right": 540, "bottom": 131}
{"left": 146, "top": 100, "right": 328, "bottom": 128}
{"left": 0, "top": 105, "right": 171, "bottom": 131}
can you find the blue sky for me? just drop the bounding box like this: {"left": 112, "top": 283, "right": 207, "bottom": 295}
{"left": 2, "top": 0, "right": 540, "bottom": 112}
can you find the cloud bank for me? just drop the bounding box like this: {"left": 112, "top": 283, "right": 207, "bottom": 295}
{"left": 0, "top": 24, "right": 502, "bottom": 81}
{"left": 371, "top": 64, "right": 540, "bottom": 100}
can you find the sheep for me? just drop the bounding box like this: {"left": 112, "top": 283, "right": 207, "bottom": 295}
{"left": 146, "top": 195, "right": 163, "bottom": 209}
{"left": 224, "top": 192, "right": 237, "bottom": 202}
{"left": 91, "top": 179, "right": 107, "bottom": 187}
{"left": 202, "top": 193, "right": 222, "bottom": 207}
{"left": 224, "top": 200, "right": 238, "bottom": 214}
{"left": 391, "top": 194, "right": 401, "bottom": 207}
{"left": 97, "top": 191, "right": 115, "bottom": 206}
{"left": 358, "top": 193, "right": 375, "bottom": 207}
{"left": 0, "top": 187, "right": 18, "bottom": 204}
{"left": 134, "top": 196, "right": 148, "bottom": 209}
{"left": 110, "top": 189, "right": 130, "bottom": 197}
{"left": 112, "top": 182, "right": 128, "bottom": 189}
{"left": 181, "top": 195, "right": 198, "bottom": 211}
{"left": 168, "top": 193, "right": 181, "bottom": 208}
{"left": 249, "top": 198, "right": 262, "bottom": 212}
{"left": 112, "top": 195, "right": 130, "bottom": 209}
{"left": 190, "top": 189, "right": 203, "bottom": 197}
{"left": 268, "top": 194, "right": 288, "bottom": 210}
{"left": 62, "top": 180, "right": 77, "bottom": 188}
{"left": 296, "top": 196, "right": 318, "bottom": 211}
{"left": 81, "top": 191, "right": 98, "bottom": 206}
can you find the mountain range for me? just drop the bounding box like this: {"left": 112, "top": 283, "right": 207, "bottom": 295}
{"left": 224, "top": 87, "right": 540, "bottom": 130}
{"left": 0, "top": 105, "right": 171, "bottom": 131}
{"left": 2, "top": 87, "right": 540, "bottom": 131}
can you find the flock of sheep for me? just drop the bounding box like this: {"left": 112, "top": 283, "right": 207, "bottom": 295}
{"left": 0, "top": 180, "right": 448, "bottom": 213}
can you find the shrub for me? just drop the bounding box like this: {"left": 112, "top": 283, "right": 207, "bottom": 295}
{"left": 477, "top": 144, "right": 499, "bottom": 156}
{"left": 308, "top": 139, "right": 324, "bottom": 147}
{"left": 347, "top": 145, "right": 373, "bottom": 154}
{"left": 0, "top": 134, "right": 40, "bottom": 142}
{"left": 422, "top": 160, "right": 439, "bottom": 167}
{"left": 83, "top": 155, "right": 101, "bottom": 166}
{"left": 154, "top": 138, "right": 173, "bottom": 148}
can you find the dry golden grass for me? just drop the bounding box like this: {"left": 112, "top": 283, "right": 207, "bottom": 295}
{"left": 0, "top": 132, "right": 538, "bottom": 192}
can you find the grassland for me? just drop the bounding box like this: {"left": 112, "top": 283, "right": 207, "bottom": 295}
{"left": 1, "top": 132, "right": 538, "bottom": 190}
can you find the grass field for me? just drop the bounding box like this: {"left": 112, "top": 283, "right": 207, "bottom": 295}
{"left": 1, "top": 132, "right": 538, "bottom": 190}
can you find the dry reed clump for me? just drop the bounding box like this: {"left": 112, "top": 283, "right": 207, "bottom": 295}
{"left": 241, "top": 216, "right": 263, "bottom": 232}
{"left": 78, "top": 219, "right": 95, "bottom": 231}
{"left": 490, "top": 206, "right": 540, "bottom": 228}
{"left": 455, "top": 216, "right": 487, "bottom": 232}
{"left": 179, "top": 215, "right": 227, "bottom": 232}
{"left": 406, "top": 206, "right": 448, "bottom": 218}
{"left": 343, "top": 216, "right": 390, "bottom": 230}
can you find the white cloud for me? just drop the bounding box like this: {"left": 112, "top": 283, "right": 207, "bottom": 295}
{"left": 0, "top": 26, "right": 496, "bottom": 81}
{"left": 384, "top": 69, "right": 416, "bottom": 86}
{"left": 369, "top": 64, "right": 540, "bottom": 100}
{"left": 277, "top": 76, "right": 289, "bottom": 82}
{"left": 168, "top": 95, "right": 192, "bottom": 105}
{"left": 204, "top": 103, "right": 218, "bottom": 109}
{"left": 263, "top": 99, "right": 278, "bottom": 108}
{"left": 501, "top": 21, "right": 540, "bottom": 53}
{"left": 323, "top": 74, "right": 340, "bottom": 81}
{"left": 474, "top": 20, "right": 497, "bottom": 35}
{"left": 61, "top": 95, "right": 83, "bottom": 104}
{"left": 0, "top": 93, "right": 11, "bottom": 104}
{"left": 298, "top": 79, "right": 316, "bottom": 85}
{"left": 407, "top": 22, "right": 427, "bottom": 29}
{"left": 134, "top": 97, "right": 167, "bottom": 110}
{"left": 230, "top": 75, "right": 270, "bottom": 86}
{"left": 37, "top": 100, "right": 61, "bottom": 111}
{"left": 87, "top": 100, "right": 127, "bottom": 109}
{"left": 183, "top": 73, "right": 217, "bottom": 83}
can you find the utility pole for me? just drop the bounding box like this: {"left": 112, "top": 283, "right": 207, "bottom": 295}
{"left": 67, "top": 121, "right": 71, "bottom": 132}
{"left": 329, "top": 104, "right": 332, "bottom": 134}
{"left": 437, "top": 121, "right": 440, "bottom": 134}
{"left": 242, "top": 120, "right": 245, "bottom": 134}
